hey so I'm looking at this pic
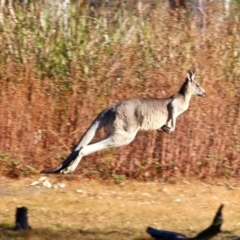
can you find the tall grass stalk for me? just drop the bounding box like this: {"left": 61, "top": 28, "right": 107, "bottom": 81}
{"left": 0, "top": 1, "right": 239, "bottom": 179}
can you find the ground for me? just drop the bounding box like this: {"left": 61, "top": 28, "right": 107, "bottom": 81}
{"left": 0, "top": 176, "right": 240, "bottom": 240}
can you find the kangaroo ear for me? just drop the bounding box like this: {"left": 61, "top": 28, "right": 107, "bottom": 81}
{"left": 187, "top": 70, "right": 195, "bottom": 82}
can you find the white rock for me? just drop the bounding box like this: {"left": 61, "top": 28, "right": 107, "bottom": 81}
{"left": 174, "top": 198, "right": 181, "bottom": 203}
{"left": 30, "top": 181, "right": 40, "bottom": 186}
{"left": 76, "top": 189, "right": 84, "bottom": 193}
{"left": 42, "top": 180, "right": 52, "bottom": 188}
{"left": 39, "top": 176, "right": 48, "bottom": 182}
{"left": 57, "top": 183, "right": 66, "bottom": 188}
{"left": 227, "top": 185, "right": 236, "bottom": 190}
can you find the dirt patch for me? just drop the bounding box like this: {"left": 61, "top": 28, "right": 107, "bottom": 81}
{"left": 0, "top": 176, "right": 239, "bottom": 240}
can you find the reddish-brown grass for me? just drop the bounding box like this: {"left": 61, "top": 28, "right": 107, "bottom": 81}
{"left": 0, "top": 1, "right": 239, "bottom": 179}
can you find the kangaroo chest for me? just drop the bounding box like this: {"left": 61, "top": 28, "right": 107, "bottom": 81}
{"left": 170, "top": 99, "right": 189, "bottom": 117}
{"left": 176, "top": 105, "right": 189, "bottom": 116}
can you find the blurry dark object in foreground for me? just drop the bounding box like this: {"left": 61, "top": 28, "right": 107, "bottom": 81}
{"left": 147, "top": 204, "right": 224, "bottom": 240}
{"left": 14, "top": 207, "right": 31, "bottom": 230}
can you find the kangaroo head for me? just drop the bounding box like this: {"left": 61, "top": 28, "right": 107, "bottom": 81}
{"left": 187, "top": 70, "right": 206, "bottom": 97}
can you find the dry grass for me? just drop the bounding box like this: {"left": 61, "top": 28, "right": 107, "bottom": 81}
{"left": 0, "top": 176, "right": 240, "bottom": 240}
{"left": 0, "top": 1, "right": 239, "bottom": 179}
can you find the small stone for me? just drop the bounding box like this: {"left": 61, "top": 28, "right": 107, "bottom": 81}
{"left": 30, "top": 181, "right": 39, "bottom": 186}
{"left": 42, "top": 180, "right": 52, "bottom": 188}
{"left": 76, "top": 189, "right": 84, "bottom": 193}
{"left": 57, "top": 183, "right": 66, "bottom": 188}
{"left": 39, "top": 176, "right": 48, "bottom": 182}
{"left": 174, "top": 198, "right": 181, "bottom": 203}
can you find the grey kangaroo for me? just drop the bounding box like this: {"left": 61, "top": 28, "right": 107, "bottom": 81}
{"left": 42, "top": 70, "right": 205, "bottom": 174}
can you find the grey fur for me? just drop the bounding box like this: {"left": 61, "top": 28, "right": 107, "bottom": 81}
{"left": 41, "top": 70, "right": 205, "bottom": 174}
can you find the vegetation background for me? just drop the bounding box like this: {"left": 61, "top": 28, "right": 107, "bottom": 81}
{"left": 0, "top": 0, "right": 239, "bottom": 180}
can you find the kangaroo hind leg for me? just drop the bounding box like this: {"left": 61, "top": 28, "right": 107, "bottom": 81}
{"left": 41, "top": 108, "right": 113, "bottom": 174}
{"left": 60, "top": 128, "right": 139, "bottom": 174}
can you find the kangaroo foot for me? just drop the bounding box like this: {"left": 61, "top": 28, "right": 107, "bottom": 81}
{"left": 60, "top": 166, "right": 75, "bottom": 174}
{"left": 161, "top": 125, "right": 171, "bottom": 133}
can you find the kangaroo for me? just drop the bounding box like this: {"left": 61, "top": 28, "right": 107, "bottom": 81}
{"left": 41, "top": 70, "right": 206, "bottom": 174}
